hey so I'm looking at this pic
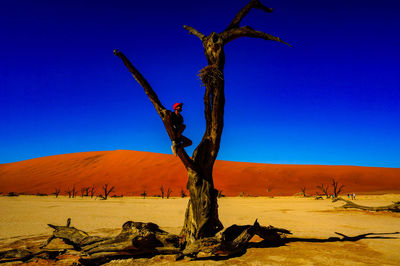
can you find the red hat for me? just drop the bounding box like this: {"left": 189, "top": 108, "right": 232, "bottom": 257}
{"left": 173, "top": 102, "right": 183, "bottom": 110}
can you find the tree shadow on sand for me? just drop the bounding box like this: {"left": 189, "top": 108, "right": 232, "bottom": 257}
{"left": 250, "top": 231, "right": 400, "bottom": 248}
{"left": 191, "top": 231, "right": 400, "bottom": 262}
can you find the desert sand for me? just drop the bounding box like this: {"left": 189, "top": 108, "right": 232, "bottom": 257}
{"left": 1, "top": 150, "right": 400, "bottom": 197}
{"left": 1, "top": 151, "right": 400, "bottom": 264}
{"left": 0, "top": 195, "right": 399, "bottom": 265}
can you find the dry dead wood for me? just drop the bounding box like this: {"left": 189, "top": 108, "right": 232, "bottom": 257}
{"left": 0, "top": 218, "right": 291, "bottom": 264}
{"left": 179, "top": 219, "right": 291, "bottom": 260}
{"left": 333, "top": 197, "right": 400, "bottom": 212}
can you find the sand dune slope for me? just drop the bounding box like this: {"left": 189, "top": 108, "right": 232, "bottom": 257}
{"left": 0, "top": 150, "right": 399, "bottom": 196}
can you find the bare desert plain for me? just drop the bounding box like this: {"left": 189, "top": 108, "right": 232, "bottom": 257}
{"left": 1, "top": 194, "right": 399, "bottom": 265}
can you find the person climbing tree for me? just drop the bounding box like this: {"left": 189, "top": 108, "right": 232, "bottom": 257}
{"left": 114, "top": 0, "right": 290, "bottom": 246}
{"left": 171, "top": 102, "right": 192, "bottom": 156}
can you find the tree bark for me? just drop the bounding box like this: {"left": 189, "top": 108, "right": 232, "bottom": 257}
{"left": 1, "top": 219, "right": 291, "bottom": 263}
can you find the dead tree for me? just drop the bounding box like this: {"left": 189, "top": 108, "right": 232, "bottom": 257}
{"left": 181, "top": 189, "right": 187, "bottom": 198}
{"left": 72, "top": 186, "right": 77, "bottom": 198}
{"left": 80, "top": 188, "right": 85, "bottom": 198}
{"left": 167, "top": 188, "right": 172, "bottom": 199}
{"left": 331, "top": 178, "right": 344, "bottom": 198}
{"left": 99, "top": 184, "right": 115, "bottom": 200}
{"left": 82, "top": 187, "right": 90, "bottom": 197}
{"left": 316, "top": 184, "right": 330, "bottom": 198}
{"left": 141, "top": 191, "right": 147, "bottom": 199}
{"left": 217, "top": 189, "right": 225, "bottom": 198}
{"left": 114, "top": 0, "right": 289, "bottom": 246}
{"left": 160, "top": 185, "right": 164, "bottom": 199}
{"left": 90, "top": 185, "right": 95, "bottom": 198}
{"left": 54, "top": 188, "right": 61, "bottom": 198}
{"left": 300, "top": 187, "right": 307, "bottom": 197}
{"left": 333, "top": 197, "right": 400, "bottom": 212}
{"left": 66, "top": 188, "right": 72, "bottom": 198}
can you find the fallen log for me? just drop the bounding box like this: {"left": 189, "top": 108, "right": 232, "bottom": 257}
{"left": 333, "top": 197, "right": 400, "bottom": 212}
{"left": 1, "top": 218, "right": 291, "bottom": 264}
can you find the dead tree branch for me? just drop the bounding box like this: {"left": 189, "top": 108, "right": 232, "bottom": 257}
{"left": 221, "top": 26, "right": 291, "bottom": 46}
{"left": 225, "top": 0, "right": 272, "bottom": 31}
{"left": 333, "top": 197, "right": 400, "bottom": 212}
{"left": 182, "top": 25, "right": 205, "bottom": 41}
{"left": 114, "top": 50, "right": 195, "bottom": 171}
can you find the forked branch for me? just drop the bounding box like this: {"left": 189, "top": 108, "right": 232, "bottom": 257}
{"left": 222, "top": 26, "right": 291, "bottom": 46}
{"left": 225, "top": 0, "right": 272, "bottom": 31}
{"left": 183, "top": 25, "right": 205, "bottom": 41}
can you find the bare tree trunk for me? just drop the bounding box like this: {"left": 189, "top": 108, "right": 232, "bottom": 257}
{"left": 114, "top": 0, "right": 289, "bottom": 248}
{"left": 160, "top": 186, "right": 164, "bottom": 199}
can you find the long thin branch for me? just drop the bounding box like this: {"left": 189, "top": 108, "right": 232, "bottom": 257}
{"left": 114, "top": 50, "right": 195, "bottom": 170}
{"left": 222, "top": 26, "right": 291, "bottom": 46}
{"left": 114, "top": 50, "right": 167, "bottom": 118}
{"left": 225, "top": 0, "right": 272, "bottom": 31}
{"left": 183, "top": 25, "right": 205, "bottom": 41}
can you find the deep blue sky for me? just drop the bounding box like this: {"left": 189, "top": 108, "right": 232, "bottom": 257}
{"left": 1, "top": 0, "right": 399, "bottom": 167}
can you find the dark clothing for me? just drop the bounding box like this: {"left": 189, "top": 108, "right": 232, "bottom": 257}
{"left": 171, "top": 112, "right": 184, "bottom": 129}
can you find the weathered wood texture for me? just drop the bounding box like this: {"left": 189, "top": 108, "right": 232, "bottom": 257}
{"left": 0, "top": 219, "right": 291, "bottom": 264}
{"left": 333, "top": 197, "right": 400, "bottom": 212}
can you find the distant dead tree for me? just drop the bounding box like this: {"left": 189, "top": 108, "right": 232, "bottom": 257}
{"left": 66, "top": 188, "right": 72, "bottom": 198}
{"left": 180, "top": 189, "right": 187, "bottom": 198}
{"left": 316, "top": 184, "right": 330, "bottom": 198}
{"left": 54, "top": 188, "right": 61, "bottom": 198}
{"left": 160, "top": 185, "right": 164, "bottom": 199}
{"left": 300, "top": 187, "right": 307, "bottom": 197}
{"left": 167, "top": 188, "right": 172, "bottom": 199}
{"left": 82, "top": 187, "right": 90, "bottom": 197}
{"left": 90, "top": 185, "right": 95, "bottom": 198}
{"left": 217, "top": 189, "right": 225, "bottom": 198}
{"left": 72, "top": 186, "right": 77, "bottom": 198}
{"left": 80, "top": 188, "right": 86, "bottom": 198}
{"left": 332, "top": 178, "right": 344, "bottom": 198}
{"left": 141, "top": 191, "right": 147, "bottom": 199}
{"left": 99, "top": 184, "right": 115, "bottom": 200}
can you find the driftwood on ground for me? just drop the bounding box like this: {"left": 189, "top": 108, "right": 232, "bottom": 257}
{"left": 0, "top": 218, "right": 291, "bottom": 265}
{"left": 333, "top": 197, "right": 400, "bottom": 212}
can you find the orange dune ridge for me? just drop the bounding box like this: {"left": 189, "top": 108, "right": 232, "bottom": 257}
{"left": 0, "top": 150, "right": 399, "bottom": 197}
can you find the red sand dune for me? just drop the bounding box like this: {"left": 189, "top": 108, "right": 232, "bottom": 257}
{"left": 0, "top": 150, "right": 399, "bottom": 197}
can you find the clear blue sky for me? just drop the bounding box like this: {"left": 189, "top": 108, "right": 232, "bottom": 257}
{"left": 1, "top": 0, "right": 399, "bottom": 167}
